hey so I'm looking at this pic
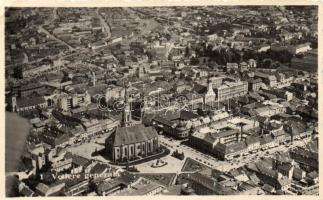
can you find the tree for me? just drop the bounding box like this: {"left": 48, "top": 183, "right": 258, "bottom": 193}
{"left": 263, "top": 58, "right": 272, "bottom": 68}
{"left": 184, "top": 46, "right": 190, "bottom": 57}
{"left": 190, "top": 57, "right": 199, "bottom": 65}
{"left": 278, "top": 50, "right": 293, "bottom": 63}
{"left": 295, "top": 54, "right": 304, "bottom": 59}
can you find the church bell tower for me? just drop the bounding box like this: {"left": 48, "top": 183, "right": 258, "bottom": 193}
{"left": 121, "top": 84, "right": 132, "bottom": 127}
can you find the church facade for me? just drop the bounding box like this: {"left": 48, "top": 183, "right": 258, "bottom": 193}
{"left": 105, "top": 124, "right": 159, "bottom": 162}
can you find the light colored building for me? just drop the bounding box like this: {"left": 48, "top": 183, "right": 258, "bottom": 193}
{"left": 117, "top": 177, "right": 164, "bottom": 196}
{"left": 216, "top": 81, "right": 248, "bottom": 101}
{"left": 253, "top": 105, "right": 286, "bottom": 117}
{"left": 59, "top": 91, "right": 91, "bottom": 111}
{"left": 290, "top": 43, "right": 312, "bottom": 54}
{"left": 204, "top": 78, "right": 216, "bottom": 104}
{"left": 254, "top": 72, "right": 277, "bottom": 87}
{"left": 35, "top": 182, "right": 65, "bottom": 196}
{"left": 226, "top": 62, "right": 239, "bottom": 71}
{"left": 81, "top": 118, "right": 103, "bottom": 137}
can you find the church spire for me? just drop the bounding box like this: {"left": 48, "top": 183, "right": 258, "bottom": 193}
{"left": 121, "top": 82, "right": 132, "bottom": 127}
{"left": 204, "top": 71, "right": 216, "bottom": 104}
{"left": 207, "top": 71, "right": 213, "bottom": 91}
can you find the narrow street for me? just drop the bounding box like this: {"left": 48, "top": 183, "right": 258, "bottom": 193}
{"left": 38, "top": 26, "right": 75, "bottom": 51}
{"left": 95, "top": 8, "right": 111, "bottom": 40}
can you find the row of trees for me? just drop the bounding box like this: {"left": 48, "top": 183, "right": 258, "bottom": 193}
{"left": 190, "top": 43, "right": 294, "bottom": 68}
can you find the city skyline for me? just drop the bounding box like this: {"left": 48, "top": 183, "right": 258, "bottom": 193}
{"left": 4, "top": 5, "right": 319, "bottom": 197}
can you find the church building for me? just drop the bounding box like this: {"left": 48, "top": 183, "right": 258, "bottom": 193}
{"left": 204, "top": 76, "right": 216, "bottom": 104}
{"left": 105, "top": 84, "right": 160, "bottom": 163}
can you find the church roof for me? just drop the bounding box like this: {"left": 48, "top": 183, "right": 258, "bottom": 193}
{"left": 112, "top": 124, "right": 158, "bottom": 146}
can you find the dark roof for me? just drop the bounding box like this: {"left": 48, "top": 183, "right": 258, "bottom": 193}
{"left": 292, "top": 168, "right": 304, "bottom": 180}
{"left": 90, "top": 163, "right": 109, "bottom": 174}
{"left": 180, "top": 110, "right": 199, "bottom": 120}
{"left": 193, "top": 83, "right": 206, "bottom": 94}
{"left": 111, "top": 124, "right": 158, "bottom": 146}
{"left": 262, "top": 184, "right": 275, "bottom": 193}
{"left": 248, "top": 78, "right": 262, "bottom": 83}
{"left": 97, "top": 180, "right": 126, "bottom": 193}
{"left": 305, "top": 139, "right": 318, "bottom": 153}
{"left": 20, "top": 186, "right": 34, "bottom": 196}
{"left": 307, "top": 171, "right": 318, "bottom": 179}
{"left": 217, "top": 129, "right": 239, "bottom": 138}
{"left": 203, "top": 132, "right": 219, "bottom": 144}
{"left": 259, "top": 157, "right": 275, "bottom": 169}
{"left": 153, "top": 116, "right": 177, "bottom": 128}
{"left": 226, "top": 142, "right": 247, "bottom": 154}
{"left": 284, "top": 120, "right": 306, "bottom": 135}
{"left": 245, "top": 136, "right": 260, "bottom": 146}
{"left": 72, "top": 155, "right": 91, "bottom": 166}
{"left": 277, "top": 163, "right": 293, "bottom": 172}
{"left": 290, "top": 147, "right": 318, "bottom": 169}
{"left": 248, "top": 173, "right": 261, "bottom": 184}
{"left": 255, "top": 163, "right": 278, "bottom": 178}
{"left": 228, "top": 168, "right": 242, "bottom": 178}
{"left": 16, "top": 97, "right": 46, "bottom": 108}
{"left": 238, "top": 181, "right": 256, "bottom": 192}
{"left": 185, "top": 172, "right": 238, "bottom": 195}
{"left": 20, "top": 82, "right": 44, "bottom": 91}
{"left": 260, "top": 135, "right": 274, "bottom": 145}
{"left": 63, "top": 175, "right": 88, "bottom": 187}
{"left": 275, "top": 152, "right": 292, "bottom": 163}
{"left": 98, "top": 174, "right": 136, "bottom": 192}
{"left": 137, "top": 173, "right": 177, "bottom": 187}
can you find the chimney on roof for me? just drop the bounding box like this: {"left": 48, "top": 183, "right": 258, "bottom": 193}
{"left": 105, "top": 88, "right": 111, "bottom": 104}
{"left": 237, "top": 123, "right": 244, "bottom": 142}
{"left": 92, "top": 72, "right": 96, "bottom": 87}
{"left": 11, "top": 95, "right": 17, "bottom": 112}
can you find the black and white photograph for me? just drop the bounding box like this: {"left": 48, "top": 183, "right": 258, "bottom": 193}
{"left": 4, "top": 4, "right": 319, "bottom": 197}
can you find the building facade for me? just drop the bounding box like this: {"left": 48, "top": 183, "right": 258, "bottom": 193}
{"left": 216, "top": 81, "right": 248, "bottom": 102}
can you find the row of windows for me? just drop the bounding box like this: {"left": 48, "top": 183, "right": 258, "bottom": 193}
{"left": 115, "top": 142, "right": 156, "bottom": 154}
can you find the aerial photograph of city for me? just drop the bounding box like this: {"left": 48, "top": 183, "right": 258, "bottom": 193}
{"left": 4, "top": 6, "right": 319, "bottom": 196}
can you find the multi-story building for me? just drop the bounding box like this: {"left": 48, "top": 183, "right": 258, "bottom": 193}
{"left": 271, "top": 43, "right": 311, "bottom": 55}
{"left": 11, "top": 96, "right": 47, "bottom": 113}
{"left": 81, "top": 118, "right": 103, "bottom": 137}
{"left": 254, "top": 72, "right": 277, "bottom": 88}
{"left": 253, "top": 105, "right": 286, "bottom": 118}
{"left": 18, "top": 83, "right": 47, "bottom": 97}
{"left": 209, "top": 76, "right": 224, "bottom": 88}
{"left": 248, "top": 79, "right": 263, "bottom": 91}
{"left": 152, "top": 110, "right": 230, "bottom": 139}
{"left": 190, "top": 127, "right": 241, "bottom": 152}
{"left": 51, "top": 152, "right": 73, "bottom": 173}
{"left": 118, "top": 177, "right": 164, "bottom": 196}
{"left": 215, "top": 81, "right": 248, "bottom": 102}
{"left": 59, "top": 91, "right": 91, "bottom": 111}
{"left": 41, "top": 127, "right": 70, "bottom": 148}
{"left": 30, "top": 144, "right": 46, "bottom": 174}
{"left": 226, "top": 62, "right": 239, "bottom": 72}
